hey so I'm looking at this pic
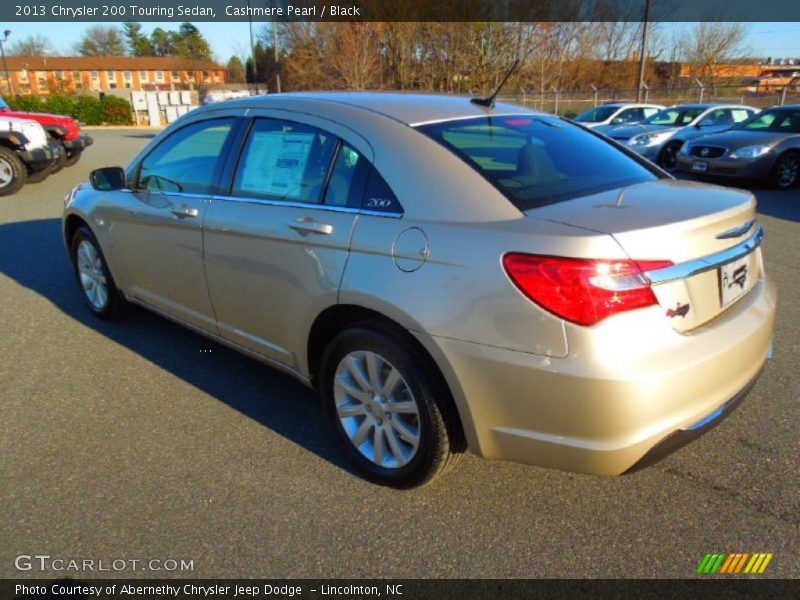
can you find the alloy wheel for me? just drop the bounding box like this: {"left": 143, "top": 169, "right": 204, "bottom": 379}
{"left": 77, "top": 240, "right": 109, "bottom": 310}
{"left": 776, "top": 155, "right": 799, "bottom": 188}
{"left": 0, "top": 158, "right": 13, "bottom": 188}
{"left": 333, "top": 350, "right": 421, "bottom": 469}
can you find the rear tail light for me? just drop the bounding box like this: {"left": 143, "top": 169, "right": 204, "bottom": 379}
{"left": 502, "top": 254, "right": 673, "bottom": 326}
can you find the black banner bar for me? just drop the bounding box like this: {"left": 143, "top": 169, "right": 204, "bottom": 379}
{"left": 4, "top": 0, "right": 800, "bottom": 23}
{"left": 2, "top": 579, "right": 799, "bottom": 600}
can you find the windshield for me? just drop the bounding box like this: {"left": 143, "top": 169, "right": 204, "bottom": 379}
{"left": 575, "top": 106, "right": 617, "bottom": 123}
{"left": 643, "top": 107, "right": 704, "bottom": 126}
{"left": 417, "top": 116, "right": 658, "bottom": 212}
{"left": 735, "top": 109, "right": 800, "bottom": 133}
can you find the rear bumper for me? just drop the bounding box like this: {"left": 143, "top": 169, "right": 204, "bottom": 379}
{"left": 624, "top": 366, "right": 761, "bottom": 473}
{"left": 18, "top": 143, "right": 63, "bottom": 171}
{"left": 63, "top": 134, "right": 93, "bottom": 152}
{"left": 416, "top": 274, "right": 776, "bottom": 476}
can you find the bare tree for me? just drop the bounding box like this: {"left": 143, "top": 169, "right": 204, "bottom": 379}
{"left": 8, "top": 35, "right": 52, "bottom": 56}
{"left": 678, "top": 23, "right": 750, "bottom": 83}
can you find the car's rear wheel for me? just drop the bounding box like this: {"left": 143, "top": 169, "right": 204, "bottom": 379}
{"left": 65, "top": 149, "right": 83, "bottom": 168}
{"left": 320, "top": 324, "right": 458, "bottom": 488}
{"left": 658, "top": 141, "right": 683, "bottom": 172}
{"left": 70, "top": 226, "right": 127, "bottom": 319}
{"left": 50, "top": 140, "right": 68, "bottom": 174}
{"left": 26, "top": 165, "right": 51, "bottom": 184}
{"left": 770, "top": 152, "right": 800, "bottom": 189}
{"left": 0, "top": 147, "right": 27, "bottom": 196}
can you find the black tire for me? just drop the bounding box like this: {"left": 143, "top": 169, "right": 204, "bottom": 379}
{"left": 70, "top": 226, "right": 128, "bottom": 319}
{"left": 65, "top": 149, "right": 83, "bottom": 168}
{"left": 769, "top": 152, "right": 800, "bottom": 190}
{"left": 50, "top": 142, "right": 68, "bottom": 174}
{"left": 26, "top": 165, "right": 51, "bottom": 184}
{"left": 0, "top": 146, "right": 27, "bottom": 196}
{"left": 658, "top": 141, "right": 683, "bottom": 172}
{"left": 320, "top": 323, "right": 460, "bottom": 488}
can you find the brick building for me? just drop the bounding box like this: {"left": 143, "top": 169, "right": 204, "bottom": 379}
{"left": 0, "top": 56, "right": 226, "bottom": 96}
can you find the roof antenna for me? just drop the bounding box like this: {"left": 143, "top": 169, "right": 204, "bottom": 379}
{"left": 471, "top": 59, "right": 521, "bottom": 109}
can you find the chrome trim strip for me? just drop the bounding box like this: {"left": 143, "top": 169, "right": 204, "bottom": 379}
{"left": 646, "top": 223, "right": 763, "bottom": 284}
{"left": 210, "top": 194, "right": 403, "bottom": 219}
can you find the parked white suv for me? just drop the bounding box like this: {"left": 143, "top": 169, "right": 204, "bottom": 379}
{"left": 0, "top": 116, "right": 62, "bottom": 196}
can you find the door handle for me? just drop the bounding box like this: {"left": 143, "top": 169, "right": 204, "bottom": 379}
{"left": 288, "top": 218, "right": 334, "bottom": 235}
{"left": 171, "top": 205, "right": 199, "bottom": 218}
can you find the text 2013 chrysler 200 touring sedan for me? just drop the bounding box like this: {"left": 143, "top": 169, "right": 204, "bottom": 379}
{"left": 63, "top": 93, "right": 776, "bottom": 487}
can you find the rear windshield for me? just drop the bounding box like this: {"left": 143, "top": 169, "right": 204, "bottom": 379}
{"left": 417, "top": 116, "right": 657, "bottom": 211}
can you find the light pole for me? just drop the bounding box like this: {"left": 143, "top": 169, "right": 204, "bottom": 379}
{"left": 0, "top": 30, "right": 12, "bottom": 96}
{"left": 636, "top": 0, "right": 650, "bottom": 102}
{"left": 272, "top": 1, "right": 281, "bottom": 93}
{"left": 247, "top": 0, "right": 257, "bottom": 93}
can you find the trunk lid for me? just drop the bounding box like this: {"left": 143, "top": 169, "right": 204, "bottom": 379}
{"left": 526, "top": 179, "right": 761, "bottom": 331}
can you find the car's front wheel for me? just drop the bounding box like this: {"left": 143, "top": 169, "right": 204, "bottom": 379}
{"left": 320, "top": 324, "right": 459, "bottom": 488}
{"left": 658, "top": 141, "right": 683, "bottom": 172}
{"left": 770, "top": 152, "right": 800, "bottom": 189}
{"left": 70, "top": 226, "right": 127, "bottom": 319}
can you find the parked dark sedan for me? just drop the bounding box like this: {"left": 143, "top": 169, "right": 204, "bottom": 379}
{"left": 676, "top": 104, "right": 800, "bottom": 189}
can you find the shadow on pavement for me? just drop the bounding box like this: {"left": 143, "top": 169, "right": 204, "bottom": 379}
{"left": 0, "top": 217, "right": 352, "bottom": 476}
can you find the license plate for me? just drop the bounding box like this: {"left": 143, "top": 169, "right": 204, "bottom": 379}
{"left": 719, "top": 253, "right": 755, "bottom": 308}
{"left": 692, "top": 160, "right": 709, "bottom": 172}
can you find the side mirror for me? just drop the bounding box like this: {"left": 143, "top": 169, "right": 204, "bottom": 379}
{"left": 90, "top": 167, "right": 126, "bottom": 191}
{"left": 611, "top": 117, "right": 624, "bottom": 124}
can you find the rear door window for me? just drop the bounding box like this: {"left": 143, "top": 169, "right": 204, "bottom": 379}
{"left": 232, "top": 118, "right": 337, "bottom": 203}
{"left": 618, "top": 108, "right": 644, "bottom": 123}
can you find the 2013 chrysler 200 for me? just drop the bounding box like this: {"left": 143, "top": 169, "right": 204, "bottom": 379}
{"left": 63, "top": 93, "right": 776, "bottom": 487}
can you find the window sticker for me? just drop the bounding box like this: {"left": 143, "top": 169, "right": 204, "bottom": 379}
{"left": 239, "top": 131, "right": 315, "bottom": 199}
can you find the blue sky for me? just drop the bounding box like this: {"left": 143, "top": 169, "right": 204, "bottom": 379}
{"left": 5, "top": 21, "right": 800, "bottom": 63}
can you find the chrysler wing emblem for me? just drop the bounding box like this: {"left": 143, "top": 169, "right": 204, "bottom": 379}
{"left": 715, "top": 219, "right": 755, "bottom": 240}
{"left": 667, "top": 302, "right": 691, "bottom": 318}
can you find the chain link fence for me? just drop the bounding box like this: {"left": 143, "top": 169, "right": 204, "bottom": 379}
{"left": 499, "top": 83, "right": 799, "bottom": 117}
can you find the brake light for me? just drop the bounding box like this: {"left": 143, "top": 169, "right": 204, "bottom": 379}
{"left": 502, "top": 254, "right": 673, "bottom": 326}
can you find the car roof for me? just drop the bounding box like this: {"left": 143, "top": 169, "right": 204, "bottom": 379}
{"left": 601, "top": 102, "right": 661, "bottom": 107}
{"left": 668, "top": 103, "right": 753, "bottom": 110}
{"left": 199, "top": 91, "right": 541, "bottom": 126}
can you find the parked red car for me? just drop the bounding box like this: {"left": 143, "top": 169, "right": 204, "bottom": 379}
{"left": 0, "top": 97, "right": 93, "bottom": 172}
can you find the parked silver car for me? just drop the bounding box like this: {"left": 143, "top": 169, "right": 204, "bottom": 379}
{"left": 598, "top": 104, "right": 759, "bottom": 171}
{"left": 676, "top": 104, "right": 800, "bottom": 189}
{"left": 63, "top": 93, "right": 775, "bottom": 487}
{"left": 574, "top": 102, "right": 664, "bottom": 129}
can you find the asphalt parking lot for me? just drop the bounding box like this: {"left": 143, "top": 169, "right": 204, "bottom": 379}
{"left": 0, "top": 128, "right": 798, "bottom": 579}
